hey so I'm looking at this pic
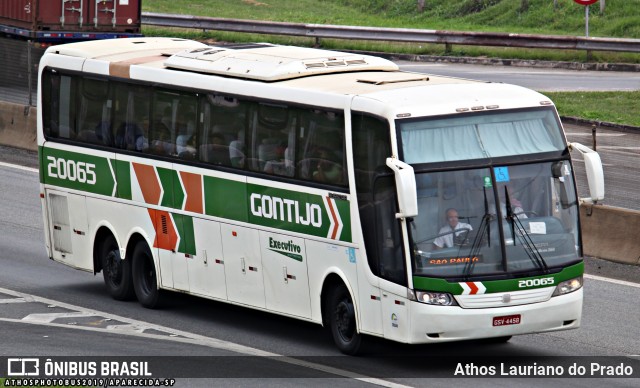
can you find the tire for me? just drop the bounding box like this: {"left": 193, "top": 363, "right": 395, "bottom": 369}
{"left": 131, "top": 241, "right": 162, "bottom": 308}
{"left": 100, "top": 235, "right": 134, "bottom": 300}
{"left": 327, "top": 284, "right": 363, "bottom": 355}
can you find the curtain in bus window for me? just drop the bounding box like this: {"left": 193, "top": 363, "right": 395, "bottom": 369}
{"left": 398, "top": 108, "right": 565, "bottom": 164}
{"left": 477, "top": 119, "right": 558, "bottom": 157}
{"left": 52, "top": 75, "right": 75, "bottom": 140}
{"left": 401, "top": 123, "right": 485, "bottom": 164}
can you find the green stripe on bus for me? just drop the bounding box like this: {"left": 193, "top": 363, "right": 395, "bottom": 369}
{"left": 41, "top": 147, "right": 352, "bottom": 243}
{"left": 334, "top": 197, "right": 352, "bottom": 243}
{"left": 203, "top": 176, "right": 248, "bottom": 222}
{"left": 412, "top": 261, "right": 584, "bottom": 294}
{"left": 38, "top": 146, "right": 45, "bottom": 184}
{"left": 113, "top": 159, "right": 132, "bottom": 200}
{"left": 157, "top": 167, "right": 183, "bottom": 209}
{"left": 41, "top": 148, "right": 115, "bottom": 196}
{"left": 173, "top": 213, "right": 196, "bottom": 255}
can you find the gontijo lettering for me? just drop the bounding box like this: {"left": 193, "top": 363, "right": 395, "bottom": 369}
{"left": 250, "top": 193, "right": 322, "bottom": 227}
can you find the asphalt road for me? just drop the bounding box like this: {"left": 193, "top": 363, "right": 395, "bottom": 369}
{"left": 397, "top": 62, "right": 640, "bottom": 91}
{"left": 565, "top": 123, "right": 640, "bottom": 211}
{"left": 0, "top": 150, "right": 639, "bottom": 387}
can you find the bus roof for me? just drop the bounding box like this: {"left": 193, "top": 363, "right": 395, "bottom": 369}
{"left": 43, "top": 37, "right": 552, "bottom": 114}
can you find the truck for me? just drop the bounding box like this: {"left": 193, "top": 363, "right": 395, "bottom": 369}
{"left": 0, "top": 0, "right": 142, "bottom": 42}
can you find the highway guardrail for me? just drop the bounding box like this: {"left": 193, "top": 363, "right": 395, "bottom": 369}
{"left": 141, "top": 12, "right": 640, "bottom": 54}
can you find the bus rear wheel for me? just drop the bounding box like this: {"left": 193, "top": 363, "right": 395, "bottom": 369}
{"left": 327, "top": 284, "right": 363, "bottom": 355}
{"left": 100, "top": 236, "right": 134, "bottom": 300}
{"left": 132, "top": 241, "right": 162, "bottom": 308}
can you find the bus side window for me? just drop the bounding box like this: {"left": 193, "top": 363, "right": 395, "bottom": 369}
{"left": 43, "top": 71, "right": 77, "bottom": 140}
{"left": 113, "top": 82, "right": 150, "bottom": 152}
{"left": 200, "top": 131, "right": 231, "bottom": 166}
{"left": 298, "top": 109, "right": 346, "bottom": 186}
{"left": 229, "top": 129, "right": 246, "bottom": 168}
{"left": 352, "top": 112, "right": 406, "bottom": 286}
{"left": 76, "top": 78, "right": 111, "bottom": 146}
{"left": 246, "top": 102, "right": 295, "bottom": 177}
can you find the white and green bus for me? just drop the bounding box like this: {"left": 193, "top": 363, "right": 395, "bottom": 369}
{"left": 38, "top": 37, "right": 604, "bottom": 354}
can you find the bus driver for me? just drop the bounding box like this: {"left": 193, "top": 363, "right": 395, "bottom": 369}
{"left": 433, "top": 208, "right": 473, "bottom": 249}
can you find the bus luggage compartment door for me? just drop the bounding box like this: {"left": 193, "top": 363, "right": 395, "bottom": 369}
{"left": 47, "top": 191, "right": 92, "bottom": 271}
{"left": 260, "top": 231, "right": 311, "bottom": 319}
{"left": 221, "top": 223, "right": 265, "bottom": 308}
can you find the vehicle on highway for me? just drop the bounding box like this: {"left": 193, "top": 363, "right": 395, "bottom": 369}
{"left": 37, "top": 37, "right": 604, "bottom": 354}
{"left": 1, "top": 0, "right": 141, "bottom": 42}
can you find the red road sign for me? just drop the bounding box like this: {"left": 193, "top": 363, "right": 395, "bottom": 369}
{"left": 573, "top": 0, "right": 598, "bottom": 5}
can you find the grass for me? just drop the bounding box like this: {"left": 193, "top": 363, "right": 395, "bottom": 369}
{"left": 142, "top": 0, "right": 640, "bottom": 63}
{"left": 144, "top": 0, "right": 640, "bottom": 37}
{"left": 142, "top": 1, "right": 640, "bottom": 127}
{"left": 543, "top": 91, "right": 640, "bottom": 127}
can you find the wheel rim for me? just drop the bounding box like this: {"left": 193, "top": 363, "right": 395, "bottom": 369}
{"left": 140, "top": 253, "right": 155, "bottom": 295}
{"left": 104, "top": 249, "right": 122, "bottom": 286}
{"left": 334, "top": 298, "right": 355, "bottom": 342}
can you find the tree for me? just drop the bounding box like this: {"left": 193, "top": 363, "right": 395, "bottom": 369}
{"left": 417, "top": 0, "right": 426, "bottom": 13}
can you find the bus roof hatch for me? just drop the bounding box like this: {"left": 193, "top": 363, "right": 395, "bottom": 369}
{"left": 163, "top": 44, "right": 399, "bottom": 81}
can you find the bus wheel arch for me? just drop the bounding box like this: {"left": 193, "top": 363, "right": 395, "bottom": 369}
{"left": 321, "top": 273, "right": 364, "bottom": 355}
{"left": 96, "top": 228, "right": 134, "bottom": 301}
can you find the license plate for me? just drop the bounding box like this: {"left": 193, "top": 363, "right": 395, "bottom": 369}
{"left": 493, "top": 314, "right": 521, "bottom": 326}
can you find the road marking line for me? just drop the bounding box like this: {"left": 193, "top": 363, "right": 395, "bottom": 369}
{"left": 0, "top": 161, "right": 38, "bottom": 173}
{"left": 0, "top": 298, "right": 28, "bottom": 304}
{"left": 584, "top": 274, "right": 640, "bottom": 289}
{"left": 0, "top": 286, "right": 412, "bottom": 387}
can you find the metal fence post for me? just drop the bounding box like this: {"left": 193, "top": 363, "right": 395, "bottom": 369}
{"left": 27, "top": 40, "right": 33, "bottom": 107}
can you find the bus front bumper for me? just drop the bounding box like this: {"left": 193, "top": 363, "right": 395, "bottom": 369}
{"left": 406, "top": 288, "right": 582, "bottom": 343}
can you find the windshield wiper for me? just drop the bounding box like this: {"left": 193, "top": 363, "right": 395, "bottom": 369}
{"left": 463, "top": 187, "right": 492, "bottom": 280}
{"left": 505, "top": 187, "right": 549, "bottom": 273}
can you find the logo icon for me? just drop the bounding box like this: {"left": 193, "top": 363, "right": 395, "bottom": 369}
{"left": 8, "top": 358, "right": 40, "bottom": 376}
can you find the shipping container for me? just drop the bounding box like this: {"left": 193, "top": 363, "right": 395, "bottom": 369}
{"left": 0, "top": 0, "right": 141, "bottom": 41}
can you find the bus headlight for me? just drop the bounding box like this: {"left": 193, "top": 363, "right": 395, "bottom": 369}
{"left": 413, "top": 290, "right": 458, "bottom": 306}
{"left": 552, "top": 276, "right": 583, "bottom": 296}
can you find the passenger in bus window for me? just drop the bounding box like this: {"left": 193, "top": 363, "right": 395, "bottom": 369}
{"left": 116, "top": 122, "right": 145, "bottom": 151}
{"left": 177, "top": 133, "right": 197, "bottom": 160}
{"left": 433, "top": 208, "right": 473, "bottom": 249}
{"left": 493, "top": 185, "right": 528, "bottom": 219}
{"left": 312, "top": 147, "right": 343, "bottom": 185}
{"left": 176, "top": 110, "right": 196, "bottom": 158}
{"left": 229, "top": 130, "right": 246, "bottom": 168}
{"left": 150, "top": 122, "right": 174, "bottom": 156}
{"left": 200, "top": 132, "right": 230, "bottom": 166}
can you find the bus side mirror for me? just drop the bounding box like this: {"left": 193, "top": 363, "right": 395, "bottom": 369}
{"left": 386, "top": 157, "right": 418, "bottom": 219}
{"left": 570, "top": 142, "right": 605, "bottom": 203}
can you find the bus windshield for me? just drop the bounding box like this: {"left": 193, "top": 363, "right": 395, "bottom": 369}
{"left": 409, "top": 161, "right": 580, "bottom": 279}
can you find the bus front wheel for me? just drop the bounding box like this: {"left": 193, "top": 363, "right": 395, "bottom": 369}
{"left": 132, "top": 241, "right": 162, "bottom": 308}
{"left": 328, "top": 284, "right": 363, "bottom": 355}
{"left": 100, "top": 236, "right": 134, "bottom": 300}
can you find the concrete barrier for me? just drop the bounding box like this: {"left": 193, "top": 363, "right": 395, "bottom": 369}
{"left": 580, "top": 204, "right": 640, "bottom": 266}
{"left": 0, "top": 101, "right": 37, "bottom": 151}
